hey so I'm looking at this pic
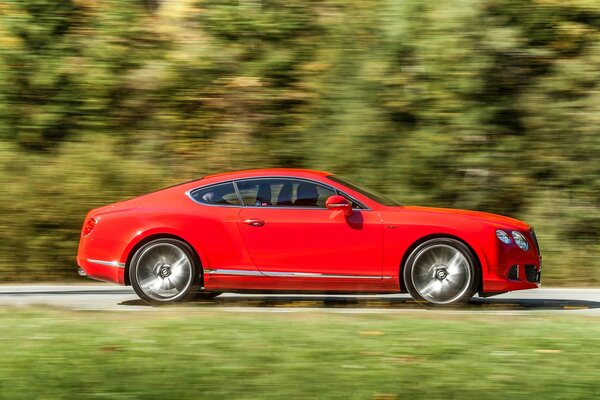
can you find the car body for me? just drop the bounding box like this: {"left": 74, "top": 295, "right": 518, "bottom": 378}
{"left": 77, "top": 169, "right": 541, "bottom": 305}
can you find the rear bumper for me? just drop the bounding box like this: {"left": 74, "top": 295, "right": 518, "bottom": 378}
{"left": 77, "top": 224, "right": 128, "bottom": 285}
{"left": 76, "top": 256, "right": 126, "bottom": 285}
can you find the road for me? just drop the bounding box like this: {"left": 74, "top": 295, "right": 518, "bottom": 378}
{"left": 1, "top": 285, "right": 600, "bottom": 315}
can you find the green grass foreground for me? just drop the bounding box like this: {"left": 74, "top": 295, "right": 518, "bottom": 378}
{"left": 1, "top": 308, "right": 598, "bottom": 399}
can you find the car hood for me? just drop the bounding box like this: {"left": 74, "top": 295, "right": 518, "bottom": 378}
{"left": 400, "top": 206, "right": 530, "bottom": 230}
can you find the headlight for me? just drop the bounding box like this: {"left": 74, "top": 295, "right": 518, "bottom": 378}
{"left": 496, "top": 230, "right": 512, "bottom": 244}
{"left": 512, "top": 231, "right": 529, "bottom": 251}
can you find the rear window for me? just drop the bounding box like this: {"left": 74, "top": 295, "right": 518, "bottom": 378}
{"left": 190, "top": 182, "right": 241, "bottom": 206}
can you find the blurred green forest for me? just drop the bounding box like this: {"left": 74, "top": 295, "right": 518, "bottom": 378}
{"left": 0, "top": 0, "right": 599, "bottom": 284}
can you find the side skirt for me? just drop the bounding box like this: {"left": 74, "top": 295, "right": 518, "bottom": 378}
{"left": 203, "top": 269, "right": 400, "bottom": 292}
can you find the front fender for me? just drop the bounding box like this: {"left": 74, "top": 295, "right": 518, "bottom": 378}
{"left": 382, "top": 212, "right": 494, "bottom": 282}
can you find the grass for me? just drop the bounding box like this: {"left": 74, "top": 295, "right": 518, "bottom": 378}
{"left": 0, "top": 308, "right": 598, "bottom": 399}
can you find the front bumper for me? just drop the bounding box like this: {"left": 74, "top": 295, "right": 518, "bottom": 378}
{"left": 484, "top": 265, "right": 541, "bottom": 293}
{"left": 482, "top": 230, "right": 542, "bottom": 293}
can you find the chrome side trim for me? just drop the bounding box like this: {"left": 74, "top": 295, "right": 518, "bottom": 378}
{"left": 205, "top": 269, "right": 263, "bottom": 276}
{"left": 205, "top": 268, "right": 392, "bottom": 280}
{"left": 263, "top": 271, "right": 388, "bottom": 279}
{"left": 87, "top": 259, "right": 126, "bottom": 268}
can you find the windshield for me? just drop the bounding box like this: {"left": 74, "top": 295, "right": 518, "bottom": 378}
{"left": 328, "top": 175, "right": 402, "bottom": 207}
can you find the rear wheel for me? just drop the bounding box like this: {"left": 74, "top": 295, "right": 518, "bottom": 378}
{"left": 129, "top": 238, "right": 199, "bottom": 304}
{"left": 403, "top": 238, "right": 479, "bottom": 305}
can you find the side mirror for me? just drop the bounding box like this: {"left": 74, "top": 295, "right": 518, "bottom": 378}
{"left": 325, "top": 195, "right": 352, "bottom": 217}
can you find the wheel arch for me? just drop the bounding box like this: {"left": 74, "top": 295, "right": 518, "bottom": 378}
{"left": 123, "top": 233, "right": 204, "bottom": 287}
{"left": 398, "top": 233, "right": 484, "bottom": 295}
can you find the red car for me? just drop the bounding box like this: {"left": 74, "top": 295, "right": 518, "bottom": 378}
{"left": 77, "top": 169, "right": 541, "bottom": 305}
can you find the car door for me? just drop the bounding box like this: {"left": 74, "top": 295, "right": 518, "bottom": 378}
{"left": 236, "top": 178, "right": 383, "bottom": 277}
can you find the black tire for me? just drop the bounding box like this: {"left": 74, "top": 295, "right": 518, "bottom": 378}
{"left": 129, "top": 238, "right": 200, "bottom": 305}
{"left": 403, "top": 238, "right": 479, "bottom": 306}
{"left": 193, "top": 291, "right": 222, "bottom": 301}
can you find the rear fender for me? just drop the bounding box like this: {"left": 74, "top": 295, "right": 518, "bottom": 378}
{"left": 120, "top": 227, "right": 209, "bottom": 273}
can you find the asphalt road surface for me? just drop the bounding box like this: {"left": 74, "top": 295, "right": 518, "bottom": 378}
{"left": 1, "top": 285, "right": 600, "bottom": 315}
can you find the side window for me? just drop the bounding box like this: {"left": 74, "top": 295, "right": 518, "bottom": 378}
{"left": 307, "top": 183, "right": 335, "bottom": 207}
{"left": 190, "top": 182, "right": 240, "bottom": 206}
{"left": 236, "top": 180, "right": 267, "bottom": 206}
{"left": 235, "top": 178, "right": 336, "bottom": 208}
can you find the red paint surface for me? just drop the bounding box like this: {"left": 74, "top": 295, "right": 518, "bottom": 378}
{"left": 77, "top": 169, "right": 541, "bottom": 294}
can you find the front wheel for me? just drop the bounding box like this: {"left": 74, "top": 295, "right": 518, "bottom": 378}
{"left": 129, "top": 238, "right": 199, "bottom": 304}
{"left": 403, "top": 238, "right": 479, "bottom": 305}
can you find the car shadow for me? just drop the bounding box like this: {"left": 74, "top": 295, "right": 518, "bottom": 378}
{"left": 119, "top": 295, "right": 600, "bottom": 311}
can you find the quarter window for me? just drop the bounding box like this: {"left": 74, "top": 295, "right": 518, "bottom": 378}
{"left": 235, "top": 178, "right": 336, "bottom": 208}
{"left": 190, "top": 182, "right": 240, "bottom": 206}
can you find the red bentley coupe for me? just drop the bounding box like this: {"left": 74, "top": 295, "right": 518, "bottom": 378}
{"left": 77, "top": 169, "right": 541, "bottom": 305}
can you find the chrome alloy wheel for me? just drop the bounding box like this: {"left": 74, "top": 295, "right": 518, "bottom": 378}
{"left": 134, "top": 242, "right": 194, "bottom": 302}
{"left": 409, "top": 243, "right": 474, "bottom": 305}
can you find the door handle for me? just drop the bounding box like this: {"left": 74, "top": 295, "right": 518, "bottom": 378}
{"left": 243, "top": 218, "right": 265, "bottom": 227}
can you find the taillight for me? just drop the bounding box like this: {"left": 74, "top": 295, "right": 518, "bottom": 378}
{"left": 82, "top": 217, "right": 97, "bottom": 236}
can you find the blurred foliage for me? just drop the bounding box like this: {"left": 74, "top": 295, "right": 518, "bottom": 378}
{"left": 0, "top": 0, "right": 599, "bottom": 283}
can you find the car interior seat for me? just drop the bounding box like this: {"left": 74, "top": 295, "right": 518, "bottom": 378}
{"left": 255, "top": 184, "right": 272, "bottom": 206}
{"left": 277, "top": 182, "right": 293, "bottom": 206}
{"left": 294, "top": 182, "right": 318, "bottom": 206}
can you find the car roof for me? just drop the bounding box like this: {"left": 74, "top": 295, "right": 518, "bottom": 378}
{"left": 203, "top": 168, "right": 331, "bottom": 180}
{"left": 156, "top": 169, "right": 333, "bottom": 197}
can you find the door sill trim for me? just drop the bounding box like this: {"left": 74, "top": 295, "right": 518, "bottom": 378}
{"left": 206, "top": 268, "right": 390, "bottom": 280}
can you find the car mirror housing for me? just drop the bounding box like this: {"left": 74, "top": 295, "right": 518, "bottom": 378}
{"left": 325, "top": 195, "right": 352, "bottom": 217}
